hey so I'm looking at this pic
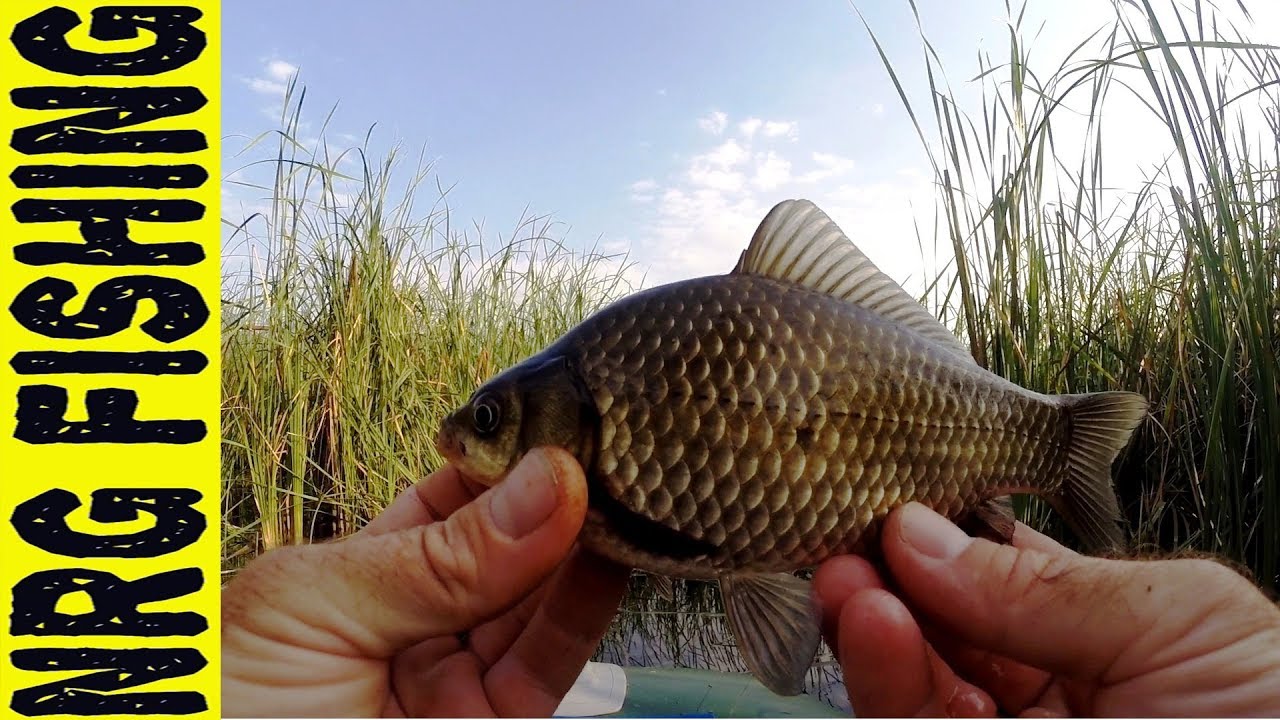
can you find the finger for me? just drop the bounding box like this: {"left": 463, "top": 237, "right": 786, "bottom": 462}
{"left": 484, "top": 548, "right": 631, "bottom": 717}
{"left": 813, "top": 536, "right": 1057, "bottom": 715}
{"left": 393, "top": 547, "right": 626, "bottom": 716}
{"left": 393, "top": 635, "right": 464, "bottom": 676}
{"left": 1031, "top": 679, "right": 1075, "bottom": 716}
{"left": 913, "top": 520, "right": 1065, "bottom": 713}
{"left": 879, "top": 502, "right": 1213, "bottom": 682}
{"left": 1020, "top": 707, "right": 1067, "bottom": 718}
{"left": 392, "top": 649, "right": 493, "bottom": 717}
{"left": 359, "top": 464, "right": 489, "bottom": 537}
{"left": 465, "top": 569, "right": 555, "bottom": 667}
{"left": 836, "top": 588, "right": 996, "bottom": 717}
{"left": 813, "top": 523, "right": 1067, "bottom": 714}
{"left": 921, "top": 621, "right": 1053, "bottom": 715}
{"left": 224, "top": 447, "right": 589, "bottom": 659}
{"left": 813, "top": 554, "right": 887, "bottom": 648}
{"left": 381, "top": 575, "right": 550, "bottom": 676}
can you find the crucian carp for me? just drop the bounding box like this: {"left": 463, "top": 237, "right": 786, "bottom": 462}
{"left": 436, "top": 199, "right": 1147, "bottom": 696}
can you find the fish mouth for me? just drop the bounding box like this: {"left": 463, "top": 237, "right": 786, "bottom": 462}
{"left": 434, "top": 416, "right": 504, "bottom": 486}
{"left": 434, "top": 418, "right": 464, "bottom": 463}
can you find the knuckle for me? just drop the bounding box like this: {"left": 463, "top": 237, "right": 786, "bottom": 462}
{"left": 416, "top": 518, "right": 485, "bottom": 612}
{"left": 1184, "top": 558, "right": 1273, "bottom": 623}
{"left": 980, "top": 543, "right": 1078, "bottom": 614}
{"left": 1188, "top": 557, "right": 1249, "bottom": 590}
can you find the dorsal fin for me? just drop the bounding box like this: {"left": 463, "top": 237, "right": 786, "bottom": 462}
{"left": 733, "top": 199, "right": 976, "bottom": 365}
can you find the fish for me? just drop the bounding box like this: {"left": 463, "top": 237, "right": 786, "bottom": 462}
{"left": 435, "top": 199, "right": 1148, "bottom": 696}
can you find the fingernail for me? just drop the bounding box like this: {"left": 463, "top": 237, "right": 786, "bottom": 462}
{"left": 490, "top": 449, "right": 561, "bottom": 539}
{"left": 898, "top": 502, "right": 972, "bottom": 560}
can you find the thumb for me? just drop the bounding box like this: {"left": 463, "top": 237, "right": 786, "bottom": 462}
{"left": 880, "top": 502, "right": 1227, "bottom": 682}
{"left": 226, "top": 447, "right": 588, "bottom": 658}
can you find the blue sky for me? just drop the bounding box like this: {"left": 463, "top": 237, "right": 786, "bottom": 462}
{"left": 221, "top": 0, "right": 1278, "bottom": 290}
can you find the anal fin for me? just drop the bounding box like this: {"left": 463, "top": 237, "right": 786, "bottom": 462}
{"left": 958, "top": 496, "right": 1017, "bottom": 544}
{"left": 720, "top": 572, "right": 820, "bottom": 696}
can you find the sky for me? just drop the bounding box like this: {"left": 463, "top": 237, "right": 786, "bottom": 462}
{"left": 221, "top": 0, "right": 1279, "bottom": 293}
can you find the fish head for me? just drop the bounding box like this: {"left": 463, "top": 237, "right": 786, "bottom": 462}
{"left": 436, "top": 374, "right": 525, "bottom": 485}
{"left": 436, "top": 352, "right": 598, "bottom": 486}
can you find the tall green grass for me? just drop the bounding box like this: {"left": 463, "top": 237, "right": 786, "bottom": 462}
{"left": 862, "top": 0, "right": 1278, "bottom": 588}
{"left": 221, "top": 80, "right": 637, "bottom": 568}
{"left": 220, "top": 0, "right": 1279, "bottom": 700}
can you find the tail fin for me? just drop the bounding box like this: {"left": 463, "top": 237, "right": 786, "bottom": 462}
{"left": 1057, "top": 391, "right": 1148, "bottom": 553}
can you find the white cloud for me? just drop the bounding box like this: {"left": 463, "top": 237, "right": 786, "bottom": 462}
{"left": 704, "top": 139, "right": 748, "bottom": 168}
{"left": 762, "top": 120, "right": 798, "bottom": 139}
{"left": 752, "top": 151, "right": 791, "bottom": 190}
{"left": 737, "top": 117, "right": 797, "bottom": 140}
{"left": 687, "top": 139, "right": 749, "bottom": 192}
{"left": 245, "top": 58, "right": 299, "bottom": 97}
{"left": 626, "top": 111, "right": 925, "bottom": 291}
{"left": 266, "top": 60, "right": 298, "bottom": 81}
{"left": 640, "top": 187, "right": 766, "bottom": 278}
{"left": 687, "top": 167, "right": 744, "bottom": 192}
{"left": 630, "top": 179, "right": 659, "bottom": 203}
{"left": 697, "top": 110, "right": 729, "bottom": 135}
{"left": 797, "top": 152, "right": 855, "bottom": 183}
{"left": 247, "top": 77, "right": 284, "bottom": 95}
{"left": 619, "top": 0, "right": 1280, "bottom": 303}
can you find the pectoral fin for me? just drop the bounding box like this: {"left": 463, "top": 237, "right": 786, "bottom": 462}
{"left": 719, "top": 572, "right": 821, "bottom": 696}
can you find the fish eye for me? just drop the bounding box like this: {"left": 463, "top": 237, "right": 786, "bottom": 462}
{"left": 472, "top": 394, "right": 502, "bottom": 436}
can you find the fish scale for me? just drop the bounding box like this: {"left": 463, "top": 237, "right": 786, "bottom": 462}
{"left": 436, "top": 198, "right": 1147, "bottom": 696}
{"left": 560, "top": 272, "right": 1050, "bottom": 573}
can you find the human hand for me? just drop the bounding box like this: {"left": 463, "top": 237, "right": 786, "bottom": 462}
{"left": 815, "top": 502, "right": 1280, "bottom": 717}
{"left": 221, "top": 447, "right": 630, "bottom": 718}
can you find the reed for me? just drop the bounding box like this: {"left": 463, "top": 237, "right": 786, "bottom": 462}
{"left": 862, "top": 0, "right": 1278, "bottom": 588}
{"left": 221, "top": 79, "right": 637, "bottom": 570}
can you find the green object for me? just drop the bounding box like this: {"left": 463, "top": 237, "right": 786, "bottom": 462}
{"left": 602, "top": 667, "right": 846, "bottom": 718}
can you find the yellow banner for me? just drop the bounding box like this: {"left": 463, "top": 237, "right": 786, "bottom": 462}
{"left": 0, "top": 3, "right": 221, "bottom": 717}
